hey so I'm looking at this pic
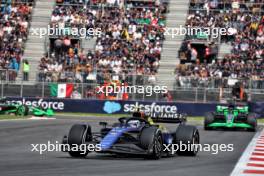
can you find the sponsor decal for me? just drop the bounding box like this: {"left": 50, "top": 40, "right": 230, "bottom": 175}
{"left": 124, "top": 102, "right": 178, "bottom": 118}
{"left": 7, "top": 98, "right": 64, "bottom": 110}
{"left": 103, "top": 101, "right": 121, "bottom": 114}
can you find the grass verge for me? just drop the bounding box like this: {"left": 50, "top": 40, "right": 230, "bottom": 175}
{"left": 0, "top": 115, "right": 27, "bottom": 120}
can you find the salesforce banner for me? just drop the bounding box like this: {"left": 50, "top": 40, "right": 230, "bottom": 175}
{"left": 5, "top": 97, "right": 264, "bottom": 118}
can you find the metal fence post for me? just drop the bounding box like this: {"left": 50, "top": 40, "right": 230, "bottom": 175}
{"left": 203, "top": 88, "right": 207, "bottom": 103}
{"left": 42, "top": 80, "right": 45, "bottom": 97}
{"left": 81, "top": 82, "right": 84, "bottom": 98}
{"left": 248, "top": 79, "right": 252, "bottom": 101}
{"left": 1, "top": 78, "right": 3, "bottom": 98}
{"left": 132, "top": 74, "right": 136, "bottom": 100}
{"left": 20, "top": 79, "right": 23, "bottom": 97}
{"left": 6, "top": 70, "right": 8, "bottom": 81}
{"left": 195, "top": 87, "right": 198, "bottom": 102}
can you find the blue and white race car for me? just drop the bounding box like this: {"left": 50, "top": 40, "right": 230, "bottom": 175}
{"left": 62, "top": 113, "right": 199, "bottom": 159}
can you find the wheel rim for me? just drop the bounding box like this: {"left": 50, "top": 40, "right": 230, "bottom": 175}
{"left": 154, "top": 135, "right": 162, "bottom": 157}
{"left": 192, "top": 132, "right": 199, "bottom": 154}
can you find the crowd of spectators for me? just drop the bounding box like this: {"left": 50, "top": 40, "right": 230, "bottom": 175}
{"left": 176, "top": 0, "right": 264, "bottom": 89}
{"left": 0, "top": 0, "right": 34, "bottom": 80}
{"left": 40, "top": 0, "right": 167, "bottom": 86}
{"left": 94, "top": 3, "right": 166, "bottom": 79}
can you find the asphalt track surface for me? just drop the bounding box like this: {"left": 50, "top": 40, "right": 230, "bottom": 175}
{"left": 0, "top": 115, "right": 259, "bottom": 176}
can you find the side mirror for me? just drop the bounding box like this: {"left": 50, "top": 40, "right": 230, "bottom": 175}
{"left": 99, "top": 122, "right": 108, "bottom": 127}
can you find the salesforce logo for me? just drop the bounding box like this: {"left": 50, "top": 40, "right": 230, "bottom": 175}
{"left": 123, "top": 102, "right": 177, "bottom": 114}
{"left": 103, "top": 101, "right": 121, "bottom": 114}
{"left": 7, "top": 98, "right": 64, "bottom": 110}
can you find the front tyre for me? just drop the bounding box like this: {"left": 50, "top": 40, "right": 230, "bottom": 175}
{"left": 247, "top": 113, "right": 257, "bottom": 132}
{"left": 68, "top": 124, "right": 91, "bottom": 158}
{"left": 140, "top": 127, "right": 163, "bottom": 160}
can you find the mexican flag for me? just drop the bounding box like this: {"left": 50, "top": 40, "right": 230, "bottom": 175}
{"left": 50, "top": 83, "right": 74, "bottom": 98}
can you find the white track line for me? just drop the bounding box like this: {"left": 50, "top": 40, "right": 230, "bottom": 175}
{"left": 230, "top": 129, "right": 264, "bottom": 176}
{"left": 0, "top": 116, "right": 56, "bottom": 122}
{"left": 29, "top": 116, "right": 56, "bottom": 120}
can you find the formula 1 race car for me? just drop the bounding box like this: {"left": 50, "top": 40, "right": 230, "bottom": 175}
{"left": 62, "top": 114, "right": 200, "bottom": 159}
{"left": 204, "top": 104, "right": 257, "bottom": 131}
{"left": 0, "top": 98, "right": 54, "bottom": 117}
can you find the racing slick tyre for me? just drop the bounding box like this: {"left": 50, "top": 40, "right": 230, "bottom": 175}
{"left": 140, "top": 127, "right": 163, "bottom": 160}
{"left": 174, "top": 125, "right": 199, "bottom": 156}
{"left": 204, "top": 112, "right": 215, "bottom": 130}
{"left": 68, "top": 124, "right": 92, "bottom": 158}
{"left": 16, "top": 105, "right": 29, "bottom": 116}
{"left": 247, "top": 113, "right": 257, "bottom": 132}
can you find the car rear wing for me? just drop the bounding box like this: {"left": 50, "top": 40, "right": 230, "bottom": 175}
{"left": 217, "top": 105, "right": 249, "bottom": 113}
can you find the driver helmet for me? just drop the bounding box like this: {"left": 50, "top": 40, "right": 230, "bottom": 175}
{"left": 127, "top": 120, "right": 140, "bottom": 128}
{"left": 228, "top": 103, "right": 235, "bottom": 110}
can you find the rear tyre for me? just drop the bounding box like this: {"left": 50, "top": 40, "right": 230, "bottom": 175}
{"left": 140, "top": 127, "right": 163, "bottom": 160}
{"left": 204, "top": 112, "right": 215, "bottom": 130}
{"left": 247, "top": 113, "right": 257, "bottom": 132}
{"left": 68, "top": 124, "right": 91, "bottom": 158}
{"left": 174, "top": 125, "right": 199, "bottom": 156}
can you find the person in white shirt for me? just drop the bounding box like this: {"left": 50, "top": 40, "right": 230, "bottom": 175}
{"left": 71, "top": 90, "right": 82, "bottom": 99}
{"left": 51, "top": 14, "right": 60, "bottom": 23}
{"left": 112, "top": 29, "right": 120, "bottom": 39}
{"left": 95, "top": 42, "right": 103, "bottom": 53}
{"left": 191, "top": 48, "right": 198, "bottom": 62}
{"left": 3, "top": 25, "right": 13, "bottom": 34}
{"left": 148, "top": 73, "right": 157, "bottom": 84}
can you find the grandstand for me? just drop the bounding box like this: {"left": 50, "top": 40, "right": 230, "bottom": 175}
{"left": 38, "top": 0, "right": 168, "bottom": 86}
{"left": 0, "top": 0, "right": 35, "bottom": 81}
{"left": 0, "top": 0, "right": 263, "bottom": 102}
{"left": 176, "top": 0, "right": 264, "bottom": 90}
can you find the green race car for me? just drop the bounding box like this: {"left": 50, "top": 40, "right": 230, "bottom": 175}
{"left": 204, "top": 104, "right": 257, "bottom": 131}
{"left": 0, "top": 98, "right": 54, "bottom": 117}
